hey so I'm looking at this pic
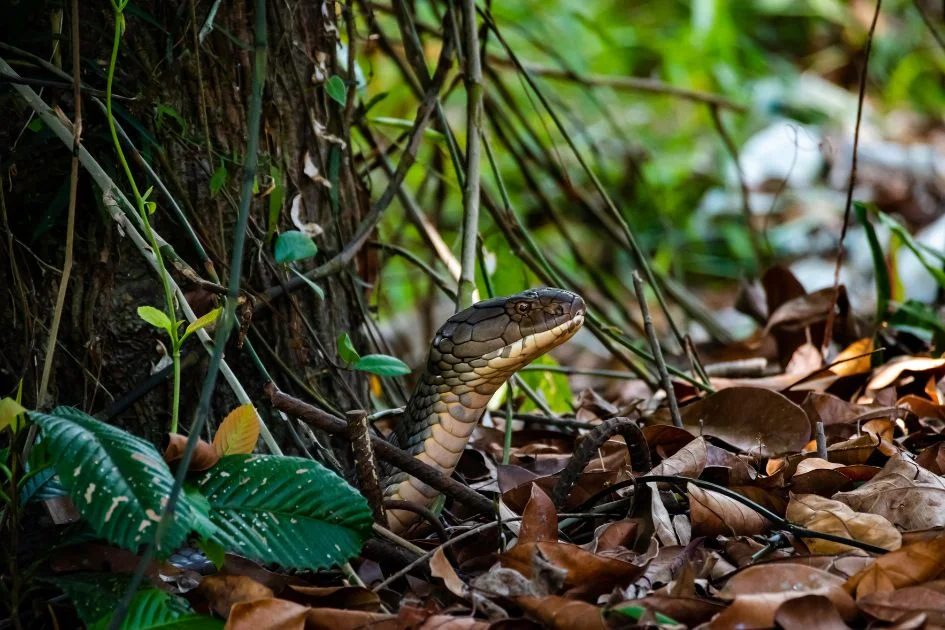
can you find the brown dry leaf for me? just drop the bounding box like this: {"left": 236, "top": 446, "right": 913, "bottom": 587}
{"left": 162, "top": 433, "right": 219, "bottom": 471}
{"left": 867, "top": 356, "right": 945, "bottom": 391}
{"left": 518, "top": 484, "right": 558, "bottom": 544}
{"left": 764, "top": 286, "right": 845, "bottom": 334}
{"left": 641, "top": 424, "right": 697, "bottom": 460}
{"left": 575, "top": 388, "right": 619, "bottom": 423}
{"left": 834, "top": 455, "right": 945, "bottom": 530}
{"left": 515, "top": 596, "right": 607, "bottom": 630}
{"left": 785, "top": 493, "right": 901, "bottom": 554}
{"left": 801, "top": 392, "right": 877, "bottom": 428}
{"left": 430, "top": 547, "right": 468, "bottom": 598}
{"left": 283, "top": 585, "right": 380, "bottom": 611}
{"left": 844, "top": 536, "right": 945, "bottom": 599}
{"left": 795, "top": 458, "right": 845, "bottom": 474}
{"left": 214, "top": 403, "right": 260, "bottom": 456}
{"left": 687, "top": 484, "right": 769, "bottom": 537}
{"left": 587, "top": 520, "right": 640, "bottom": 554}
{"left": 676, "top": 387, "right": 810, "bottom": 456}
{"left": 716, "top": 563, "right": 857, "bottom": 627}
{"left": 785, "top": 343, "right": 824, "bottom": 376}
{"left": 898, "top": 394, "right": 945, "bottom": 421}
{"left": 199, "top": 574, "right": 273, "bottom": 619}
{"left": 647, "top": 437, "right": 707, "bottom": 478}
{"left": 830, "top": 338, "right": 875, "bottom": 377}
{"left": 791, "top": 467, "right": 854, "bottom": 496}
{"left": 226, "top": 598, "right": 310, "bottom": 630}
{"left": 857, "top": 580, "right": 945, "bottom": 625}
{"left": 500, "top": 541, "right": 647, "bottom": 599}
{"left": 825, "top": 433, "right": 879, "bottom": 466}
{"left": 916, "top": 443, "right": 945, "bottom": 475}
{"left": 773, "top": 594, "right": 851, "bottom": 630}
{"left": 862, "top": 419, "right": 898, "bottom": 457}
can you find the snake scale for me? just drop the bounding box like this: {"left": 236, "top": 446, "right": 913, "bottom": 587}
{"left": 384, "top": 287, "right": 585, "bottom": 532}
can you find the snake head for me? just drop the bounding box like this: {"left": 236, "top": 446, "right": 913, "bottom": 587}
{"left": 432, "top": 288, "right": 586, "bottom": 375}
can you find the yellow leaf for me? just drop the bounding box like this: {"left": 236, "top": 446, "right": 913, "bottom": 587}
{"left": 0, "top": 397, "right": 26, "bottom": 432}
{"left": 212, "top": 404, "right": 260, "bottom": 456}
{"left": 830, "top": 338, "right": 874, "bottom": 376}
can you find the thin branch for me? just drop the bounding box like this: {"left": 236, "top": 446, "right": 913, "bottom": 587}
{"left": 823, "top": 0, "right": 882, "bottom": 354}
{"left": 37, "top": 0, "right": 81, "bottom": 409}
{"left": 632, "top": 272, "right": 682, "bottom": 428}
{"left": 455, "top": 0, "right": 483, "bottom": 310}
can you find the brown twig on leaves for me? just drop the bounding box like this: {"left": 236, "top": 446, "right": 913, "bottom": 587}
{"left": 265, "top": 384, "right": 496, "bottom": 518}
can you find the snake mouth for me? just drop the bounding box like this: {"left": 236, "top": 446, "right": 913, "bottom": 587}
{"left": 494, "top": 300, "right": 585, "bottom": 364}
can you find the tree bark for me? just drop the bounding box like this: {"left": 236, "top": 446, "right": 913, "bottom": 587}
{"left": 0, "top": 0, "right": 372, "bottom": 445}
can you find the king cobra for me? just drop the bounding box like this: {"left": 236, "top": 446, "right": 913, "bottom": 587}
{"left": 384, "top": 288, "right": 585, "bottom": 532}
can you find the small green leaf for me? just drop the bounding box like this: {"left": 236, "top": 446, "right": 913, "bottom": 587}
{"left": 137, "top": 306, "right": 173, "bottom": 335}
{"left": 610, "top": 604, "right": 679, "bottom": 626}
{"left": 337, "top": 332, "right": 361, "bottom": 364}
{"left": 855, "top": 202, "right": 890, "bottom": 326}
{"left": 144, "top": 201, "right": 157, "bottom": 215}
{"left": 274, "top": 230, "right": 318, "bottom": 263}
{"left": 325, "top": 75, "right": 347, "bottom": 105}
{"left": 266, "top": 165, "right": 284, "bottom": 243}
{"left": 288, "top": 267, "right": 325, "bottom": 299}
{"left": 0, "top": 397, "right": 26, "bottom": 432}
{"left": 209, "top": 162, "right": 228, "bottom": 197}
{"left": 369, "top": 117, "right": 447, "bottom": 143}
{"left": 183, "top": 307, "right": 222, "bottom": 341}
{"left": 353, "top": 354, "right": 411, "bottom": 376}
{"left": 27, "top": 118, "right": 44, "bottom": 132}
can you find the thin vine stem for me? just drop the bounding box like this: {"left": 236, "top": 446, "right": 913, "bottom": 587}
{"left": 104, "top": 1, "right": 182, "bottom": 432}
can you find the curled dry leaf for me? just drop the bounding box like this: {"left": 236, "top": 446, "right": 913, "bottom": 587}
{"left": 785, "top": 493, "right": 901, "bottom": 554}
{"left": 197, "top": 574, "right": 273, "bottom": 619}
{"left": 834, "top": 455, "right": 945, "bottom": 530}
{"left": 825, "top": 433, "right": 880, "bottom": 466}
{"left": 716, "top": 563, "right": 857, "bottom": 627}
{"left": 162, "top": 433, "right": 219, "bottom": 472}
{"left": 647, "top": 437, "right": 707, "bottom": 478}
{"left": 857, "top": 580, "right": 945, "bottom": 625}
{"left": 916, "top": 443, "right": 945, "bottom": 475}
{"left": 844, "top": 535, "right": 945, "bottom": 599}
{"left": 213, "top": 403, "right": 260, "bottom": 456}
{"left": 228, "top": 599, "right": 396, "bottom": 630}
{"left": 518, "top": 484, "right": 558, "bottom": 544}
{"left": 284, "top": 585, "right": 381, "bottom": 611}
{"left": 785, "top": 343, "right": 824, "bottom": 376}
{"left": 676, "top": 387, "right": 810, "bottom": 456}
{"left": 430, "top": 547, "right": 468, "bottom": 599}
{"left": 867, "top": 356, "right": 945, "bottom": 391}
{"left": 687, "top": 484, "right": 769, "bottom": 537}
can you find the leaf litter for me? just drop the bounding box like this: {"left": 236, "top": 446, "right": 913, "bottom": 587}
{"left": 49, "top": 271, "right": 945, "bottom": 629}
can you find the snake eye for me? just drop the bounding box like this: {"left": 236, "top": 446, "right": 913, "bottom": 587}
{"left": 515, "top": 302, "right": 531, "bottom": 315}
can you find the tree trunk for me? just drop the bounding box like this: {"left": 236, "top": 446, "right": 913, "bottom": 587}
{"left": 0, "top": 0, "right": 371, "bottom": 446}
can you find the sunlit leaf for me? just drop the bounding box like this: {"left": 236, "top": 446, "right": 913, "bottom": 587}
{"left": 183, "top": 307, "right": 222, "bottom": 340}
{"left": 212, "top": 404, "right": 260, "bottom": 456}
{"left": 353, "top": 354, "right": 411, "bottom": 376}
{"left": 0, "top": 397, "right": 26, "bottom": 432}
{"left": 89, "top": 588, "right": 221, "bottom": 629}
{"left": 137, "top": 305, "right": 173, "bottom": 335}
{"left": 337, "top": 332, "right": 360, "bottom": 364}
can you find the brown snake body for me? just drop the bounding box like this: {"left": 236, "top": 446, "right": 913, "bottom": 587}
{"left": 385, "top": 288, "right": 585, "bottom": 532}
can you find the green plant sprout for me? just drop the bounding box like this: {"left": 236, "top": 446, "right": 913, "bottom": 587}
{"left": 136, "top": 305, "right": 222, "bottom": 433}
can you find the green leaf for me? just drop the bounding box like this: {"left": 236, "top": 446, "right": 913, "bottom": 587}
{"left": 89, "top": 588, "right": 222, "bottom": 630}
{"left": 274, "top": 230, "right": 318, "bottom": 263}
{"left": 209, "top": 162, "right": 228, "bottom": 197}
{"left": 154, "top": 103, "right": 187, "bottom": 135}
{"left": 196, "top": 455, "right": 373, "bottom": 570}
{"left": 855, "top": 202, "right": 890, "bottom": 325}
{"left": 0, "top": 397, "right": 26, "bottom": 432}
{"left": 337, "top": 332, "right": 361, "bottom": 364}
{"left": 47, "top": 573, "right": 132, "bottom": 625}
{"left": 610, "top": 604, "right": 679, "bottom": 626}
{"left": 28, "top": 407, "right": 198, "bottom": 554}
{"left": 288, "top": 267, "right": 325, "bottom": 299}
{"left": 266, "top": 164, "right": 284, "bottom": 243}
{"left": 196, "top": 537, "right": 226, "bottom": 570}
{"left": 137, "top": 306, "right": 173, "bottom": 335}
{"left": 518, "top": 354, "right": 573, "bottom": 414}
{"left": 183, "top": 307, "right": 222, "bottom": 341}
{"left": 875, "top": 210, "right": 945, "bottom": 288}
{"left": 353, "top": 354, "right": 411, "bottom": 377}
{"left": 27, "top": 118, "right": 44, "bottom": 132}
{"left": 325, "top": 75, "right": 347, "bottom": 105}
{"left": 19, "top": 467, "right": 66, "bottom": 504}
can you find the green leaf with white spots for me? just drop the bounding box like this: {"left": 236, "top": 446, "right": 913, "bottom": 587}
{"left": 28, "top": 407, "right": 198, "bottom": 555}
{"left": 196, "top": 455, "right": 373, "bottom": 570}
